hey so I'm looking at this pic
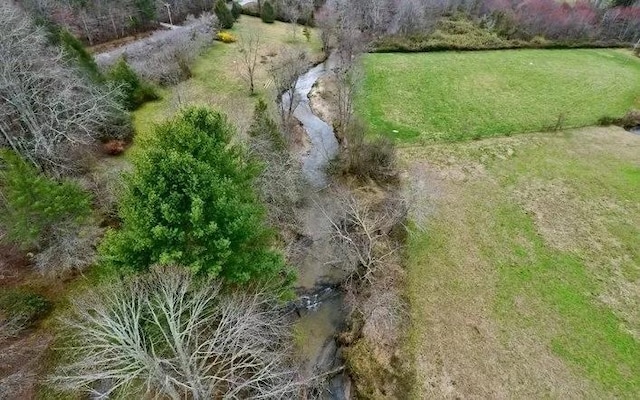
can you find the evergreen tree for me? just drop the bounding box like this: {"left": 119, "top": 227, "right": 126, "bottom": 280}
{"left": 134, "top": 0, "right": 157, "bottom": 27}
{"left": 0, "top": 151, "right": 91, "bottom": 249}
{"left": 231, "top": 1, "right": 242, "bottom": 20}
{"left": 107, "top": 58, "right": 159, "bottom": 110}
{"left": 99, "top": 107, "right": 286, "bottom": 284}
{"left": 261, "top": 1, "right": 275, "bottom": 23}
{"left": 214, "top": 0, "right": 235, "bottom": 29}
{"left": 57, "top": 28, "right": 104, "bottom": 82}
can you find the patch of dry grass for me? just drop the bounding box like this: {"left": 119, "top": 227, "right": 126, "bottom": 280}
{"left": 403, "top": 127, "right": 640, "bottom": 398}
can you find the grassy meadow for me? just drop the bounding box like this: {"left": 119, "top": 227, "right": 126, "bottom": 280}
{"left": 402, "top": 127, "right": 640, "bottom": 397}
{"left": 357, "top": 49, "right": 640, "bottom": 142}
{"left": 133, "top": 16, "right": 322, "bottom": 146}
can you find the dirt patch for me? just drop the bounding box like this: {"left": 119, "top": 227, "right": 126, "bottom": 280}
{"left": 0, "top": 245, "right": 30, "bottom": 288}
{"left": 308, "top": 73, "right": 338, "bottom": 129}
{"left": 512, "top": 179, "right": 619, "bottom": 254}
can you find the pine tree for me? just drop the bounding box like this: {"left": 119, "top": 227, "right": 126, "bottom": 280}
{"left": 231, "top": 1, "right": 242, "bottom": 20}
{"left": 261, "top": 1, "right": 275, "bottom": 23}
{"left": 0, "top": 151, "right": 91, "bottom": 249}
{"left": 99, "top": 107, "right": 286, "bottom": 284}
{"left": 108, "top": 58, "right": 159, "bottom": 110}
{"left": 215, "top": 0, "right": 235, "bottom": 29}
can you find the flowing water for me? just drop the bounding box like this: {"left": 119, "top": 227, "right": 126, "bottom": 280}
{"left": 284, "top": 56, "right": 351, "bottom": 399}
{"left": 282, "top": 59, "right": 340, "bottom": 188}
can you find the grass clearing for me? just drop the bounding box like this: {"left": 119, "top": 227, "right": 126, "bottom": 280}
{"left": 133, "top": 16, "right": 322, "bottom": 149}
{"left": 357, "top": 49, "right": 640, "bottom": 142}
{"left": 402, "top": 127, "right": 640, "bottom": 397}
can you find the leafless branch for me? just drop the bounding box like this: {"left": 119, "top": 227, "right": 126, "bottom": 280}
{"left": 318, "top": 191, "right": 406, "bottom": 285}
{"left": 51, "top": 266, "right": 308, "bottom": 399}
{"left": 0, "top": 2, "right": 129, "bottom": 176}
{"left": 238, "top": 31, "right": 261, "bottom": 95}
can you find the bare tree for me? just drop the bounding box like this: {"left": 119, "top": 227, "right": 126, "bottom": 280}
{"left": 33, "top": 222, "right": 102, "bottom": 277}
{"left": 333, "top": 61, "right": 361, "bottom": 133}
{"left": 0, "top": 2, "right": 129, "bottom": 176}
{"left": 248, "top": 100, "right": 305, "bottom": 232}
{"left": 320, "top": 192, "right": 406, "bottom": 284}
{"left": 270, "top": 49, "right": 308, "bottom": 138}
{"left": 96, "top": 13, "right": 217, "bottom": 86}
{"left": 238, "top": 31, "right": 261, "bottom": 95}
{"left": 52, "top": 266, "right": 306, "bottom": 399}
{"left": 276, "top": 0, "right": 313, "bottom": 40}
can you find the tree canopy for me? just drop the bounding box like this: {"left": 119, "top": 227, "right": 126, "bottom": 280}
{"left": 100, "top": 107, "right": 287, "bottom": 284}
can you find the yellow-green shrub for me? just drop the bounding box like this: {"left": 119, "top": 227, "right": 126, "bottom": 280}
{"left": 216, "top": 31, "right": 236, "bottom": 43}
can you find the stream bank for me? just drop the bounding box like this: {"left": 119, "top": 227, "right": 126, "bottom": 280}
{"left": 284, "top": 54, "right": 354, "bottom": 399}
{"left": 288, "top": 53, "right": 413, "bottom": 399}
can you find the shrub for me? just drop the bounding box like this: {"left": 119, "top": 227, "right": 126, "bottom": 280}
{"left": 0, "top": 151, "right": 92, "bottom": 250}
{"left": 99, "top": 107, "right": 287, "bottom": 284}
{"left": 216, "top": 31, "right": 237, "bottom": 43}
{"left": 530, "top": 35, "right": 550, "bottom": 46}
{"left": 330, "top": 121, "right": 398, "bottom": 185}
{"left": 214, "top": 0, "right": 235, "bottom": 29}
{"left": 102, "top": 140, "right": 126, "bottom": 155}
{"left": 231, "top": 1, "right": 242, "bottom": 20}
{"left": 598, "top": 109, "right": 640, "bottom": 128}
{"left": 107, "top": 58, "right": 159, "bottom": 110}
{"left": 261, "top": 1, "right": 276, "bottom": 23}
{"left": 619, "top": 110, "right": 640, "bottom": 128}
{"left": 0, "top": 289, "right": 51, "bottom": 338}
{"left": 98, "top": 13, "right": 216, "bottom": 86}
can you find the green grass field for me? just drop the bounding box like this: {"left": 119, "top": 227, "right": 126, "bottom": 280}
{"left": 133, "top": 16, "right": 322, "bottom": 147}
{"left": 403, "top": 127, "right": 640, "bottom": 397}
{"left": 357, "top": 49, "right": 640, "bottom": 142}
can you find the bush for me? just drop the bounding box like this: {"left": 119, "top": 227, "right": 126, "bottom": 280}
{"left": 102, "top": 140, "right": 127, "bottom": 155}
{"left": 99, "top": 107, "right": 287, "bottom": 284}
{"left": 619, "top": 110, "right": 640, "bottom": 128}
{"left": 214, "top": 0, "right": 235, "bottom": 29}
{"left": 216, "top": 31, "right": 237, "bottom": 43}
{"left": 261, "top": 1, "right": 275, "bottom": 23}
{"left": 330, "top": 121, "right": 398, "bottom": 185}
{"left": 0, "top": 151, "right": 92, "bottom": 250}
{"left": 107, "top": 58, "right": 159, "bottom": 110}
{"left": 371, "top": 17, "right": 630, "bottom": 53}
{"left": 0, "top": 289, "right": 51, "bottom": 337}
{"left": 97, "top": 13, "right": 215, "bottom": 86}
{"left": 231, "top": 1, "right": 242, "bottom": 20}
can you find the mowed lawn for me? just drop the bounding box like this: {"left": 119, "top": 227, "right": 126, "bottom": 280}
{"left": 403, "top": 127, "right": 640, "bottom": 397}
{"left": 357, "top": 49, "right": 640, "bottom": 142}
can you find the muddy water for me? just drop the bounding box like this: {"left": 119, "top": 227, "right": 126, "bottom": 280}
{"left": 283, "top": 59, "right": 339, "bottom": 188}
{"left": 285, "top": 57, "right": 350, "bottom": 398}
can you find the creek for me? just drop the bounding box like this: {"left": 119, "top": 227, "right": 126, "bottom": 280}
{"left": 283, "top": 55, "right": 351, "bottom": 399}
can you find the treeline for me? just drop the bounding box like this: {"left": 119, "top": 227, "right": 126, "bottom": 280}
{"left": 19, "top": 0, "right": 224, "bottom": 45}
{"left": 318, "top": 0, "right": 640, "bottom": 52}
